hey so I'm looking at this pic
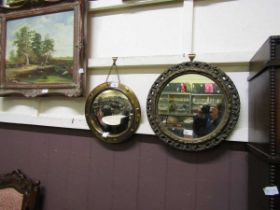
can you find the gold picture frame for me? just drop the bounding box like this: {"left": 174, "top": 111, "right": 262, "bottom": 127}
{"left": 0, "top": 0, "right": 87, "bottom": 97}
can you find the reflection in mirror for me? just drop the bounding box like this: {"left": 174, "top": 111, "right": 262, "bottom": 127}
{"left": 85, "top": 82, "right": 141, "bottom": 144}
{"left": 147, "top": 61, "right": 240, "bottom": 151}
{"left": 92, "top": 89, "right": 133, "bottom": 135}
{"left": 158, "top": 74, "right": 225, "bottom": 140}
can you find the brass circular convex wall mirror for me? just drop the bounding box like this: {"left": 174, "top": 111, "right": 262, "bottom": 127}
{"left": 85, "top": 82, "right": 141, "bottom": 143}
{"left": 147, "top": 61, "right": 240, "bottom": 151}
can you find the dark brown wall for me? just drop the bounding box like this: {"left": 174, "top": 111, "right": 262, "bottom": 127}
{"left": 0, "top": 123, "right": 247, "bottom": 210}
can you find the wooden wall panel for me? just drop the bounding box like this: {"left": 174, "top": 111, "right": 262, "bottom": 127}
{"left": 0, "top": 123, "right": 247, "bottom": 210}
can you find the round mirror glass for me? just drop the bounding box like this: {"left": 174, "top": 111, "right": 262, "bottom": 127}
{"left": 158, "top": 74, "right": 226, "bottom": 142}
{"left": 85, "top": 82, "right": 141, "bottom": 143}
{"left": 93, "top": 89, "right": 132, "bottom": 134}
{"left": 147, "top": 62, "right": 240, "bottom": 151}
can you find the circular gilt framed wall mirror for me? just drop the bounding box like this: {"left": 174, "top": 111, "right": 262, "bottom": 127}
{"left": 85, "top": 82, "right": 141, "bottom": 143}
{"left": 147, "top": 61, "right": 240, "bottom": 151}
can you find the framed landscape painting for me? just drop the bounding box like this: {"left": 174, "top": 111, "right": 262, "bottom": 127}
{"left": 0, "top": 0, "right": 87, "bottom": 97}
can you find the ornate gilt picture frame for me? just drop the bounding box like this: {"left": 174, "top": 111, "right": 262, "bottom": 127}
{"left": 0, "top": 0, "right": 87, "bottom": 97}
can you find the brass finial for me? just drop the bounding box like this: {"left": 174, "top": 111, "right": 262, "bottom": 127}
{"left": 188, "top": 53, "right": 196, "bottom": 62}
{"left": 112, "top": 57, "right": 118, "bottom": 65}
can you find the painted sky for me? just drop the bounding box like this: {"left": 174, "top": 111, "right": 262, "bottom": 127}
{"left": 6, "top": 10, "right": 74, "bottom": 58}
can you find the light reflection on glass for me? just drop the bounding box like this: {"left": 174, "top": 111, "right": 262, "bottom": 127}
{"left": 92, "top": 90, "right": 133, "bottom": 134}
{"left": 158, "top": 74, "right": 225, "bottom": 140}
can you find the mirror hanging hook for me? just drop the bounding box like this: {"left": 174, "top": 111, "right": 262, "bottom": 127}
{"left": 188, "top": 53, "right": 196, "bottom": 62}
{"left": 112, "top": 57, "right": 118, "bottom": 65}
{"left": 105, "top": 57, "right": 121, "bottom": 83}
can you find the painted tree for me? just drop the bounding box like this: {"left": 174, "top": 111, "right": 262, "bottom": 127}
{"left": 12, "top": 26, "right": 55, "bottom": 66}
{"left": 41, "top": 35, "right": 54, "bottom": 66}
{"left": 13, "top": 26, "right": 33, "bottom": 65}
{"left": 31, "top": 32, "right": 43, "bottom": 64}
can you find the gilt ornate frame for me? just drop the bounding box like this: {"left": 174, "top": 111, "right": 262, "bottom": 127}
{"left": 146, "top": 61, "right": 240, "bottom": 151}
{"left": 0, "top": 0, "right": 87, "bottom": 97}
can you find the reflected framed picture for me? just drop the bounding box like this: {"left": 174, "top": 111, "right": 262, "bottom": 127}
{"left": 0, "top": 0, "right": 87, "bottom": 97}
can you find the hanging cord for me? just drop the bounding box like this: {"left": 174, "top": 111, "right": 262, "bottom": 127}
{"left": 105, "top": 57, "right": 121, "bottom": 83}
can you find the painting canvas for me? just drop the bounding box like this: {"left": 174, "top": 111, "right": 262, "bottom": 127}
{"left": 0, "top": 0, "right": 86, "bottom": 97}
{"left": 5, "top": 11, "right": 74, "bottom": 85}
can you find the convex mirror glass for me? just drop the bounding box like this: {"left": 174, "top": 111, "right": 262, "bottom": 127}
{"left": 86, "top": 82, "right": 141, "bottom": 143}
{"left": 147, "top": 62, "right": 240, "bottom": 151}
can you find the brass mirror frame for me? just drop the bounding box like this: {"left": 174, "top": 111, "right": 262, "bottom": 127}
{"left": 85, "top": 82, "right": 141, "bottom": 143}
{"left": 146, "top": 61, "right": 240, "bottom": 151}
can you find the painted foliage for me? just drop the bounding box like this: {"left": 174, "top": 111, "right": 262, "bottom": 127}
{"left": 5, "top": 10, "right": 74, "bottom": 84}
